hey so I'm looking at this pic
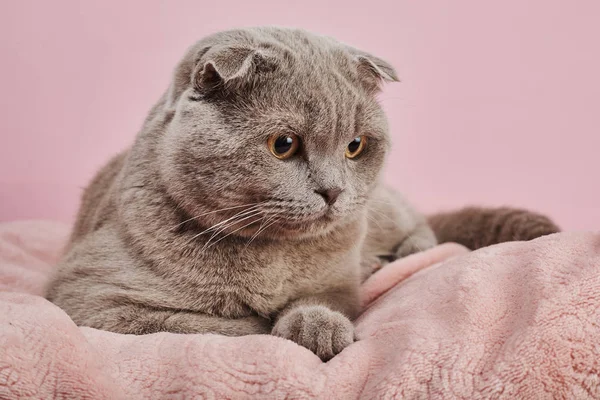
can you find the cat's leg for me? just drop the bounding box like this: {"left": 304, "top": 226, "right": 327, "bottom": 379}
{"left": 362, "top": 184, "right": 437, "bottom": 264}
{"left": 271, "top": 287, "right": 359, "bottom": 361}
{"left": 394, "top": 221, "right": 438, "bottom": 258}
{"left": 81, "top": 304, "right": 272, "bottom": 335}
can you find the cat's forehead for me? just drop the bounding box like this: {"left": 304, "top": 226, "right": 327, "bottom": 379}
{"left": 246, "top": 30, "right": 386, "bottom": 138}
{"left": 241, "top": 86, "right": 387, "bottom": 144}
{"left": 189, "top": 27, "right": 393, "bottom": 141}
{"left": 236, "top": 67, "right": 388, "bottom": 143}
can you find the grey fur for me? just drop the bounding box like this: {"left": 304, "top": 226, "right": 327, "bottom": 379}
{"left": 45, "top": 27, "right": 436, "bottom": 361}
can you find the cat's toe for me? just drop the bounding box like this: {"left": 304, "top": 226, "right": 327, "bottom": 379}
{"left": 272, "top": 305, "right": 354, "bottom": 361}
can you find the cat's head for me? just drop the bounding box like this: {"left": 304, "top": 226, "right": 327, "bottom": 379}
{"left": 156, "top": 27, "right": 398, "bottom": 240}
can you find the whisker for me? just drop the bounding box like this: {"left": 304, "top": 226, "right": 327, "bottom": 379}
{"left": 206, "top": 215, "right": 264, "bottom": 250}
{"left": 366, "top": 214, "right": 384, "bottom": 231}
{"left": 201, "top": 210, "right": 263, "bottom": 250}
{"left": 244, "top": 215, "right": 269, "bottom": 248}
{"left": 244, "top": 214, "right": 280, "bottom": 249}
{"left": 188, "top": 206, "right": 261, "bottom": 243}
{"left": 405, "top": 233, "right": 424, "bottom": 252}
{"left": 367, "top": 206, "right": 398, "bottom": 227}
{"left": 171, "top": 202, "right": 262, "bottom": 231}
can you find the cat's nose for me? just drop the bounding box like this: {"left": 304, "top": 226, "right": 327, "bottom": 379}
{"left": 315, "top": 188, "right": 343, "bottom": 206}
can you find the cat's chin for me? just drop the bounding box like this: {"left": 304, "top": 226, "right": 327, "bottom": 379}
{"left": 264, "top": 224, "right": 337, "bottom": 241}
{"left": 263, "top": 213, "right": 348, "bottom": 241}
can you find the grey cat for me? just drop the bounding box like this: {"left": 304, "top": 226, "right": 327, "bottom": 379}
{"left": 45, "top": 27, "right": 437, "bottom": 361}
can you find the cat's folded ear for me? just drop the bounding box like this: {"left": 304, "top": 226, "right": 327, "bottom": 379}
{"left": 192, "top": 46, "right": 277, "bottom": 95}
{"left": 164, "top": 44, "right": 277, "bottom": 109}
{"left": 350, "top": 49, "right": 399, "bottom": 94}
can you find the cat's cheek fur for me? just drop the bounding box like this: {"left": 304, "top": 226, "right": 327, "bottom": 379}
{"left": 272, "top": 305, "right": 355, "bottom": 361}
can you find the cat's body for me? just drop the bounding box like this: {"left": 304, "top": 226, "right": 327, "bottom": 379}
{"left": 48, "top": 146, "right": 429, "bottom": 333}
{"left": 47, "top": 27, "right": 437, "bottom": 360}
{"left": 46, "top": 27, "right": 560, "bottom": 360}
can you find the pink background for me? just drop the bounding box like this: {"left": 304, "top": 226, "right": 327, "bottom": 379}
{"left": 1, "top": 1, "right": 598, "bottom": 230}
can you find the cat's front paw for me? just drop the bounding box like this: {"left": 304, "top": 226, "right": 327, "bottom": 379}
{"left": 272, "top": 305, "right": 354, "bottom": 361}
{"left": 395, "top": 227, "right": 438, "bottom": 259}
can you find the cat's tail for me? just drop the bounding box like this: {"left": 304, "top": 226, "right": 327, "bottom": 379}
{"left": 427, "top": 207, "right": 560, "bottom": 250}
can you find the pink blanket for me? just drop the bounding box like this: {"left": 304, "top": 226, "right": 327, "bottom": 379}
{"left": 1, "top": 221, "right": 599, "bottom": 399}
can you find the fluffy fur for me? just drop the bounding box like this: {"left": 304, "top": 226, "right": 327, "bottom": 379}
{"left": 46, "top": 27, "right": 436, "bottom": 360}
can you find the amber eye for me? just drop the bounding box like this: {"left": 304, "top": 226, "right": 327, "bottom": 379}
{"left": 268, "top": 133, "right": 300, "bottom": 159}
{"left": 345, "top": 136, "right": 368, "bottom": 159}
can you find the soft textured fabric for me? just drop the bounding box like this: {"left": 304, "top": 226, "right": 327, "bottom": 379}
{"left": 0, "top": 221, "right": 599, "bottom": 399}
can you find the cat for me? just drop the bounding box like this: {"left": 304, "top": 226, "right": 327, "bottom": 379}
{"left": 45, "top": 27, "right": 558, "bottom": 361}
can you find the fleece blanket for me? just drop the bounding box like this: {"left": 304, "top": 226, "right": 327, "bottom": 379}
{"left": 0, "top": 221, "right": 599, "bottom": 399}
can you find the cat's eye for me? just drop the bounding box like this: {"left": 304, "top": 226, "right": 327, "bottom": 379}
{"left": 267, "top": 133, "right": 300, "bottom": 159}
{"left": 345, "top": 136, "right": 368, "bottom": 159}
